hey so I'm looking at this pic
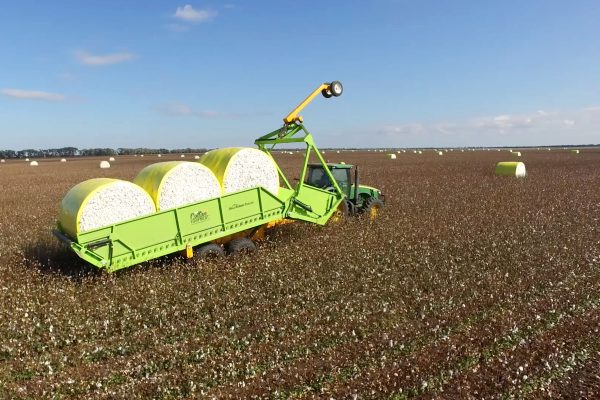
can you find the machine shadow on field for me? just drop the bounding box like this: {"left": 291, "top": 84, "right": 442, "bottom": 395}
{"left": 23, "top": 238, "right": 102, "bottom": 280}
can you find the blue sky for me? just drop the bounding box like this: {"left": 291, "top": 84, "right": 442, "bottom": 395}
{"left": 1, "top": 1, "right": 599, "bottom": 149}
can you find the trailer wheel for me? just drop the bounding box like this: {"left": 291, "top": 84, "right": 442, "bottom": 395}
{"left": 362, "top": 197, "right": 384, "bottom": 220}
{"left": 329, "top": 81, "right": 343, "bottom": 97}
{"left": 196, "top": 243, "right": 225, "bottom": 259}
{"left": 226, "top": 238, "right": 257, "bottom": 255}
{"left": 321, "top": 88, "right": 333, "bottom": 98}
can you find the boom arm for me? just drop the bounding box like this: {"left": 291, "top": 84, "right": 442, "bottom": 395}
{"left": 283, "top": 81, "right": 343, "bottom": 124}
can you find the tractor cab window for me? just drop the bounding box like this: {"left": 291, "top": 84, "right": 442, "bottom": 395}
{"left": 307, "top": 167, "right": 331, "bottom": 188}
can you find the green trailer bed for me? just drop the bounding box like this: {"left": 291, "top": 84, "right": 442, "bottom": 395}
{"left": 54, "top": 186, "right": 297, "bottom": 272}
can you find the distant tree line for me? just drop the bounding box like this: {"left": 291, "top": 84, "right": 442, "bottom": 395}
{"left": 0, "top": 147, "right": 208, "bottom": 159}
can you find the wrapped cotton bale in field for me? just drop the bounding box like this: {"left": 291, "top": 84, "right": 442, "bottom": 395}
{"left": 60, "top": 158, "right": 67, "bottom": 162}
{"left": 495, "top": 161, "right": 526, "bottom": 178}
{"left": 157, "top": 154, "right": 162, "bottom": 158}
{"left": 571, "top": 149, "right": 580, "bottom": 154}
{"left": 0, "top": 159, "right": 5, "bottom": 163}
{"left": 511, "top": 151, "right": 522, "bottom": 157}
{"left": 134, "top": 161, "right": 221, "bottom": 211}
{"left": 109, "top": 157, "right": 115, "bottom": 162}
{"left": 194, "top": 155, "right": 200, "bottom": 160}
{"left": 59, "top": 178, "right": 156, "bottom": 238}
{"left": 199, "top": 147, "right": 279, "bottom": 195}
{"left": 180, "top": 154, "right": 185, "bottom": 158}
{"left": 387, "top": 153, "right": 397, "bottom": 159}
{"left": 25, "top": 158, "right": 30, "bottom": 162}
{"left": 30, "top": 161, "right": 39, "bottom": 166}
{"left": 100, "top": 161, "right": 110, "bottom": 169}
{"left": 437, "top": 151, "right": 443, "bottom": 156}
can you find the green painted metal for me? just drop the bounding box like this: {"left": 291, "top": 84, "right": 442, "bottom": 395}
{"left": 55, "top": 186, "right": 295, "bottom": 272}
{"left": 255, "top": 122, "right": 345, "bottom": 225}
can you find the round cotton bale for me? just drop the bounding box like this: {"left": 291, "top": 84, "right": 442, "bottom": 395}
{"left": 387, "top": 153, "right": 397, "bottom": 159}
{"left": 25, "top": 158, "right": 30, "bottom": 162}
{"left": 109, "top": 157, "right": 116, "bottom": 162}
{"left": 0, "top": 159, "right": 5, "bottom": 163}
{"left": 199, "top": 147, "right": 279, "bottom": 195}
{"left": 100, "top": 161, "right": 110, "bottom": 169}
{"left": 134, "top": 161, "right": 221, "bottom": 211}
{"left": 60, "top": 158, "right": 67, "bottom": 162}
{"left": 495, "top": 161, "right": 526, "bottom": 178}
{"left": 157, "top": 154, "right": 162, "bottom": 158}
{"left": 437, "top": 151, "right": 443, "bottom": 156}
{"left": 30, "top": 161, "right": 39, "bottom": 167}
{"left": 180, "top": 154, "right": 185, "bottom": 158}
{"left": 571, "top": 149, "right": 580, "bottom": 154}
{"left": 140, "top": 154, "right": 144, "bottom": 158}
{"left": 511, "top": 151, "right": 522, "bottom": 157}
{"left": 58, "top": 178, "right": 156, "bottom": 238}
{"left": 194, "top": 155, "right": 200, "bottom": 160}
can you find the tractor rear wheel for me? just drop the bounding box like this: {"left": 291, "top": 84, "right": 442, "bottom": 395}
{"left": 226, "top": 238, "right": 257, "bottom": 255}
{"left": 329, "top": 199, "right": 350, "bottom": 224}
{"left": 196, "top": 243, "right": 225, "bottom": 259}
{"left": 363, "top": 197, "right": 384, "bottom": 220}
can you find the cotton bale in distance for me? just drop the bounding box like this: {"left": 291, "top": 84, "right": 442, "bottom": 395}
{"left": 134, "top": 161, "right": 221, "bottom": 211}
{"left": 25, "top": 158, "right": 30, "bottom": 162}
{"left": 437, "top": 151, "right": 443, "bottom": 156}
{"left": 30, "top": 161, "right": 39, "bottom": 166}
{"left": 58, "top": 178, "right": 156, "bottom": 238}
{"left": 387, "top": 153, "right": 397, "bottom": 159}
{"left": 511, "top": 151, "right": 522, "bottom": 157}
{"left": 495, "top": 161, "right": 526, "bottom": 178}
{"left": 0, "top": 159, "right": 5, "bottom": 163}
{"left": 109, "top": 157, "right": 116, "bottom": 162}
{"left": 199, "top": 147, "right": 279, "bottom": 195}
{"left": 571, "top": 149, "right": 580, "bottom": 154}
{"left": 60, "top": 158, "right": 67, "bottom": 162}
{"left": 100, "top": 161, "right": 111, "bottom": 169}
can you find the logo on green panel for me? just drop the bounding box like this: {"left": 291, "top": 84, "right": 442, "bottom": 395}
{"left": 190, "top": 210, "right": 209, "bottom": 224}
{"left": 228, "top": 201, "right": 254, "bottom": 211}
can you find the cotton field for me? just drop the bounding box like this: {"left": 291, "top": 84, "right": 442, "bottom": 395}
{"left": 0, "top": 149, "right": 599, "bottom": 398}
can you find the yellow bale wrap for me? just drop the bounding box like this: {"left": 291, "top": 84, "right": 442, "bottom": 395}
{"left": 59, "top": 178, "right": 156, "bottom": 238}
{"left": 495, "top": 161, "right": 526, "bottom": 178}
{"left": 198, "top": 147, "right": 280, "bottom": 195}
{"left": 133, "top": 161, "right": 221, "bottom": 211}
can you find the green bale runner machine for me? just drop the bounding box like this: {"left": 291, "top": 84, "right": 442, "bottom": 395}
{"left": 53, "top": 81, "right": 385, "bottom": 271}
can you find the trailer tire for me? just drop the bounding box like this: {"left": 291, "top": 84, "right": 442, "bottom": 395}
{"left": 362, "top": 197, "right": 384, "bottom": 220}
{"left": 321, "top": 89, "right": 333, "bottom": 98}
{"left": 196, "top": 243, "right": 225, "bottom": 259}
{"left": 226, "top": 238, "right": 257, "bottom": 255}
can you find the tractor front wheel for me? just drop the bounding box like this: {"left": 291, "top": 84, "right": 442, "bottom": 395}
{"left": 362, "top": 197, "right": 384, "bottom": 220}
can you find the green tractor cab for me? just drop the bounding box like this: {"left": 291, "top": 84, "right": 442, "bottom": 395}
{"left": 306, "top": 162, "right": 385, "bottom": 218}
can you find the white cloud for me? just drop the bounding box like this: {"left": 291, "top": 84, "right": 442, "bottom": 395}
{"left": 1, "top": 88, "right": 66, "bottom": 101}
{"left": 75, "top": 51, "right": 136, "bottom": 66}
{"left": 157, "top": 103, "right": 229, "bottom": 119}
{"left": 174, "top": 5, "right": 217, "bottom": 22}
{"left": 364, "top": 106, "right": 600, "bottom": 147}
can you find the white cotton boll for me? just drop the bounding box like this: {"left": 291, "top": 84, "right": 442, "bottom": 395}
{"left": 78, "top": 182, "right": 155, "bottom": 232}
{"left": 134, "top": 162, "right": 221, "bottom": 211}
{"left": 199, "top": 148, "right": 280, "bottom": 195}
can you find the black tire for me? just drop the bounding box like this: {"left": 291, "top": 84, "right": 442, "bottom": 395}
{"left": 225, "top": 237, "right": 257, "bottom": 255}
{"left": 329, "top": 199, "right": 350, "bottom": 223}
{"left": 362, "top": 197, "right": 384, "bottom": 220}
{"left": 196, "top": 243, "right": 225, "bottom": 259}
{"left": 321, "top": 88, "right": 333, "bottom": 98}
{"left": 329, "top": 81, "right": 343, "bottom": 97}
